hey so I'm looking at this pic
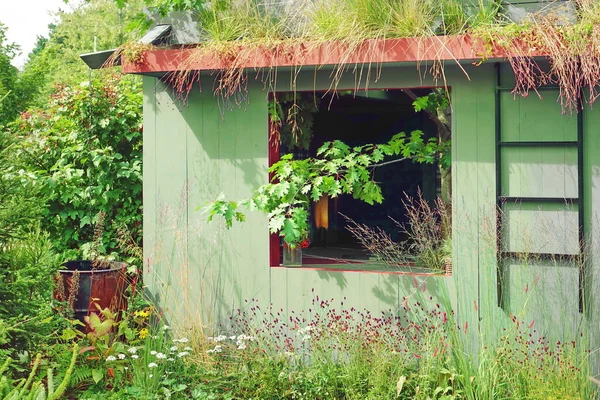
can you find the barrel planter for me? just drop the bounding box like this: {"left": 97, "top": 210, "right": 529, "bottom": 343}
{"left": 53, "top": 260, "right": 129, "bottom": 327}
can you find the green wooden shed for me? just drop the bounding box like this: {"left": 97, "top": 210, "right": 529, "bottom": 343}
{"left": 112, "top": 22, "right": 599, "bottom": 367}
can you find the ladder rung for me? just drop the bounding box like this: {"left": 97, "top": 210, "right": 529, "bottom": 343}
{"left": 500, "top": 251, "right": 582, "bottom": 262}
{"left": 499, "top": 196, "right": 578, "bottom": 204}
{"left": 499, "top": 141, "right": 578, "bottom": 147}
{"left": 497, "top": 85, "right": 560, "bottom": 92}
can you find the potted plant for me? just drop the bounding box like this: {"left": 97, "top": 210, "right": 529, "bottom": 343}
{"left": 53, "top": 259, "right": 129, "bottom": 327}
{"left": 283, "top": 237, "right": 310, "bottom": 267}
{"left": 53, "top": 213, "right": 130, "bottom": 328}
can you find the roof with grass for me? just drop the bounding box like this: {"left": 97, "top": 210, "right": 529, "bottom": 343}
{"left": 114, "top": 0, "right": 600, "bottom": 109}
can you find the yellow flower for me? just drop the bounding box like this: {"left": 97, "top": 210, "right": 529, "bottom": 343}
{"left": 134, "top": 308, "right": 151, "bottom": 319}
{"left": 138, "top": 328, "right": 149, "bottom": 339}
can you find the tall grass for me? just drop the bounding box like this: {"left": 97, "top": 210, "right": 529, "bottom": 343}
{"left": 166, "top": 0, "right": 501, "bottom": 98}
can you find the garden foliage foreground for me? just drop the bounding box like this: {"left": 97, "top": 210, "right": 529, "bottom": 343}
{"left": 0, "top": 288, "right": 594, "bottom": 399}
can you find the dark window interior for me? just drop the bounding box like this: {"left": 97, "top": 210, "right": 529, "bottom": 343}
{"left": 273, "top": 89, "right": 442, "bottom": 271}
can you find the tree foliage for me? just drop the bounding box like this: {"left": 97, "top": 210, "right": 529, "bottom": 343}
{"left": 22, "top": 0, "right": 145, "bottom": 105}
{"left": 208, "top": 131, "right": 449, "bottom": 246}
{"left": 0, "top": 129, "right": 59, "bottom": 357}
{"left": 0, "top": 23, "right": 38, "bottom": 126}
{"left": 10, "top": 75, "right": 143, "bottom": 260}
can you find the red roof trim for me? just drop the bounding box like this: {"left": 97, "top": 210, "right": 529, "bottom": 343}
{"left": 123, "top": 35, "right": 539, "bottom": 75}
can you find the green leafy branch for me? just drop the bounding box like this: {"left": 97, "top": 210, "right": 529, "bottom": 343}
{"left": 206, "top": 130, "right": 449, "bottom": 246}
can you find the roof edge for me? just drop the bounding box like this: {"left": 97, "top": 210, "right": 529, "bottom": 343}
{"left": 121, "top": 35, "right": 541, "bottom": 75}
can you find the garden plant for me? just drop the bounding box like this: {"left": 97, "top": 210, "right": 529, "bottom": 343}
{"left": 0, "top": 0, "right": 599, "bottom": 399}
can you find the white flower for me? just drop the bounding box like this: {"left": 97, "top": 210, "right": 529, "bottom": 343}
{"left": 163, "top": 325, "right": 171, "bottom": 330}
{"left": 124, "top": 367, "right": 129, "bottom": 370}
{"left": 237, "top": 343, "right": 247, "bottom": 350}
{"left": 148, "top": 362, "right": 158, "bottom": 368}
{"left": 229, "top": 336, "right": 236, "bottom": 340}
{"left": 206, "top": 345, "right": 222, "bottom": 354}
{"left": 156, "top": 353, "right": 167, "bottom": 359}
{"left": 149, "top": 374, "right": 153, "bottom": 378}
{"left": 207, "top": 337, "right": 213, "bottom": 341}
{"left": 128, "top": 347, "right": 137, "bottom": 354}
{"left": 302, "top": 334, "right": 311, "bottom": 342}
{"left": 214, "top": 335, "right": 227, "bottom": 342}
{"left": 150, "top": 350, "right": 157, "bottom": 355}
{"left": 117, "top": 353, "right": 126, "bottom": 360}
{"left": 174, "top": 338, "right": 189, "bottom": 343}
{"left": 131, "top": 355, "right": 139, "bottom": 359}
{"left": 168, "top": 357, "right": 175, "bottom": 361}
{"left": 170, "top": 346, "right": 178, "bottom": 352}
{"left": 105, "top": 355, "right": 117, "bottom": 362}
{"left": 177, "top": 351, "right": 190, "bottom": 357}
{"left": 183, "top": 347, "right": 192, "bottom": 351}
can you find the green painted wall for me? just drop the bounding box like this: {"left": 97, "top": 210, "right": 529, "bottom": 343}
{"left": 142, "top": 62, "right": 599, "bottom": 364}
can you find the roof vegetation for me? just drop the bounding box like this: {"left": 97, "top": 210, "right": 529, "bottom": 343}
{"left": 116, "top": 0, "right": 600, "bottom": 109}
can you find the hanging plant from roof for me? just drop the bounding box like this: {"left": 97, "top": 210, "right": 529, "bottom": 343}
{"left": 269, "top": 92, "right": 320, "bottom": 151}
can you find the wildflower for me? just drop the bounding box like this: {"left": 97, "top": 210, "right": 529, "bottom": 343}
{"left": 168, "top": 357, "right": 175, "bottom": 361}
{"left": 117, "top": 353, "right": 126, "bottom": 360}
{"left": 302, "top": 335, "right": 311, "bottom": 342}
{"left": 183, "top": 346, "right": 192, "bottom": 351}
{"left": 163, "top": 325, "right": 171, "bottom": 330}
{"left": 206, "top": 345, "right": 222, "bottom": 354}
{"left": 177, "top": 351, "right": 190, "bottom": 357}
{"left": 128, "top": 347, "right": 137, "bottom": 354}
{"left": 148, "top": 362, "right": 158, "bottom": 368}
{"left": 106, "top": 355, "right": 117, "bottom": 362}
{"left": 170, "top": 346, "right": 178, "bottom": 352}
{"left": 214, "top": 335, "right": 227, "bottom": 342}
{"left": 138, "top": 328, "right": 149, "bottom": 339}
{"left": 173, "top": 338, "right": 189, "bottom": 343}
{"left": 149, "top": 374, "right": 153, "bottom": 378}
{"left": 150, "top": 350, "right": 157, "bottom": 355}
{"left": 229, "top": 336, "right": 236, "bottom": 340}
{"left": 237, "top": 343, "right": 247, "bottom": 350}
{"left": 135, "top": 309, "right": 151, "bottom": 318}
{"left": 131, "top": 355, "right": 139, "bottom": 359}
{"left": 156, "top": 353, "right": 167, "bottom": 359}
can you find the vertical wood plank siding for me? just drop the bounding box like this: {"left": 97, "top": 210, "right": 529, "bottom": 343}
{"left": 143, "top": 62, "right": 598, "bottom": 365}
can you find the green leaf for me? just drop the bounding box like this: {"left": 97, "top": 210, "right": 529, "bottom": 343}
{"left": 281, "top": 218, "right": 301, "bottom": 244}
{"left": 92, "top": 369, "right": 103, "bottom": 384}
{"left": 61, "top": 328, "right": 78, "bottom": 341}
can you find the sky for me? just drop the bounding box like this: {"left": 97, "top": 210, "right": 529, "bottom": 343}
{"left": 0, "top": 0, "right": 74, "bottom": 68}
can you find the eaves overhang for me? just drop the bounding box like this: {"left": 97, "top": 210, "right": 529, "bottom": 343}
{"left": 119, "top": 34, "right": 547, "bottom": 77}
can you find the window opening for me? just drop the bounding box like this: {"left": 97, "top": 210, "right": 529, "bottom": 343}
{"left": 269, "top": 88, "right": 452, "bottom": 274}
